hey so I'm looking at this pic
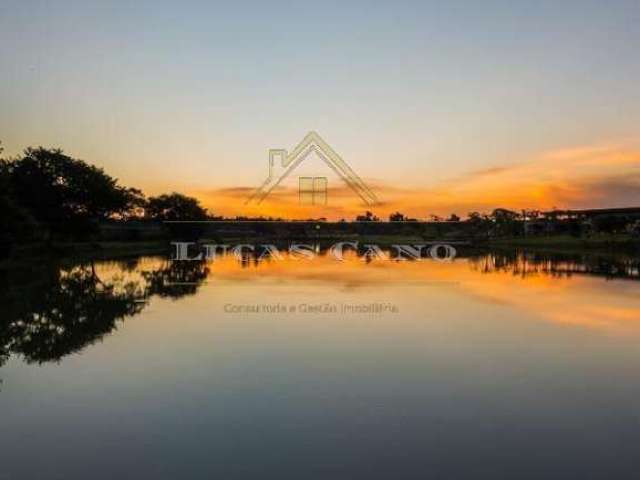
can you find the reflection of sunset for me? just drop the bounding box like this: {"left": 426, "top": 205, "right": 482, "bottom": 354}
{"left": 168, "top": 251, "right": 640, "bottom": 336}
{"left": 89, "top": 250, "right": 640, "bottom": 338}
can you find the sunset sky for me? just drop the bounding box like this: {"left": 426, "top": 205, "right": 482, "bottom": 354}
{"left": 1, "top": 0, "right": 639, "bottom": 219}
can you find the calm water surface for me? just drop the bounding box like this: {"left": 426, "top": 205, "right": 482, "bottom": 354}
{"left": 1, "top": 249, "right": 639, "bottom": 479}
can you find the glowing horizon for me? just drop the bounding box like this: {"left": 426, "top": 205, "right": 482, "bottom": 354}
{"left": 197, "top": 139, "right": 640, "bottom": 220}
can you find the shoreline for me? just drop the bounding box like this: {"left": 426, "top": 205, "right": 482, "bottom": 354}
{"left": 486, "top": 234, "right": 639, "bottom": 253}
{"left": 1, "top": 233, "right": 638, "bottom": 267}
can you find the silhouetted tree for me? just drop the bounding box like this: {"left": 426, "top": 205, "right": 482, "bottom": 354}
{"left": 0, "top": 146, "right": 38, "bottom": 252}
{"left": 466, "top": 211, "right": 491, "bottom": 238}
{"left": 6, "top": 147, "right": 143, "bottom": 235}
{"left": 490, "top": 208, "right": 522, "bottom": 237}
{"left": 355, "top": 211, "right": 379, "bottom": 222}
{"left": 146, "top": 193, "right": 208, "bottom": 221}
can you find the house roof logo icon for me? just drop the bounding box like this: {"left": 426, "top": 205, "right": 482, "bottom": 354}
{"left": 245, "top": 131, "right": 379, "bottom": 206}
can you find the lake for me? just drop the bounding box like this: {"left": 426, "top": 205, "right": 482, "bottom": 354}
{"left": 1, "top": 248, "right": 639, "bottom": 479}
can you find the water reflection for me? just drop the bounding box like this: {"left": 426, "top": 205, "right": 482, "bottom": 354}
{"left": 2, "top": 247, "right": 639, "bottom": 479}
{"left": 0, "top": 258, "right": 209, "bottom": 366}
{"left": 0, "top": 264, "right": 145, "bottom": 365}
{"left": 0, "top": 247, "right": 638, "bottom": 368}
{"left": 469, "top": 250, "right": 640, "bottom": 280}
{"left": 142, "top": 258, "right": 210, "bottom": 299}
{"left": 203, "top": 243, "right": 640, "bottom": 280}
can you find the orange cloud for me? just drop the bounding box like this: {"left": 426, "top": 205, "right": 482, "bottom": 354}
{"left": 195, "top": 142, "right": 640, "bottom": 220}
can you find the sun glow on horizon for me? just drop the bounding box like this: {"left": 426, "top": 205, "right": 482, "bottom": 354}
{"left": 195, "top": 142, "right": 640, "bottom": 220}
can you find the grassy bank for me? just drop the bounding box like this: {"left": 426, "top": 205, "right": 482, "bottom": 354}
{"left": 488, "top": 234, "right": 639, "bottom": 252}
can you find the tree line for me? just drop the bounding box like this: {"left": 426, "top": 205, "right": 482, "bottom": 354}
{"left": 2, "top": 142, "right": 638, "bottom": 248}
{"left": 0, "top": 144, "right": 210, "bottom": 244}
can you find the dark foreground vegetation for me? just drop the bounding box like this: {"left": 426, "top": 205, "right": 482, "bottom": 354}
{"left": 0, "top": 143, "right": 210, "bottom": 255}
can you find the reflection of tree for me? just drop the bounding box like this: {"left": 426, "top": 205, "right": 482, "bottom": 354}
{"left": 3, "top": 248, "right": 636, "bottom": 370}
{"left": 143, "top": 259, "right": 209, "bottom": 299}
{"left": 0, "top": 263, "right": 147, "bottom": 363}
{"left": 469, "top": 251, "right": 640, "bottom": 281}
{"left": 0, "top": 257, "right": 208, "bottom": 366}
{"left": 0, "top": 346, "right": 8, "bottom": 369}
